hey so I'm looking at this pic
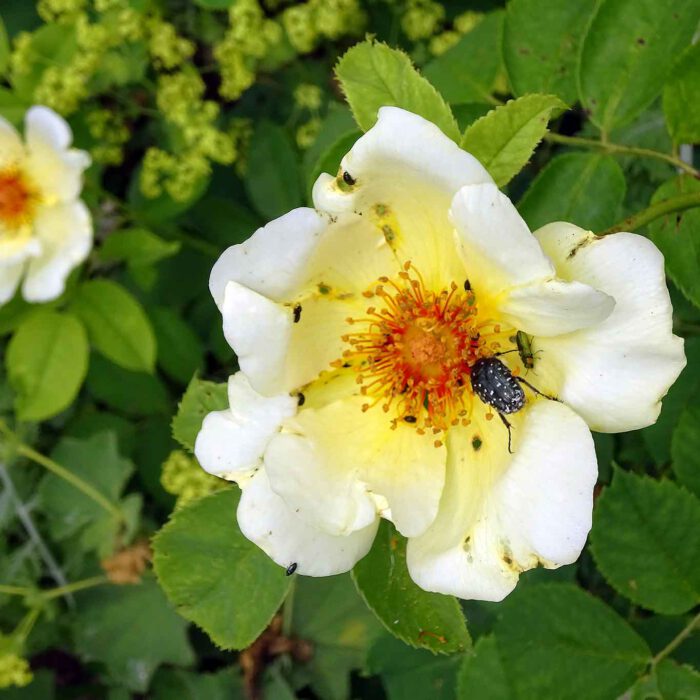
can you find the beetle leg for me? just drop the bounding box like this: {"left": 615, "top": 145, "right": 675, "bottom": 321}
{"left": 498, "top": 413, "right": 513, "bottom": 454}
{"left": 516, "top": 376, "right": 559, "bottom": 402}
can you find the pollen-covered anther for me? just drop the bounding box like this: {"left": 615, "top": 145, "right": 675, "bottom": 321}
{"left": 0, "top": 167, "right": 37, "bottom": 232}
{"left": 342, "top": 262, "right": 494, "bottom": 432}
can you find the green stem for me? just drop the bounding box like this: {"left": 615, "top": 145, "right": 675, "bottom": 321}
{"left": 545, "top": 132, "right": 700, "bottom": 178}
{"left": 0, "top": 421, "right": 125, "bottom": 523}
{"left": 598, "top": 191, "right": 700, "bottom": 235}
{"left": 0, "top": 576, "right": 108, "bottom": 601}
{"left": 650, "top": 612, "right": 700, "bottom": 668}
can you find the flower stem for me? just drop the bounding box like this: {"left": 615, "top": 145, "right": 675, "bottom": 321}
{"left": 0, "top": 576, "right": 108, "bottom": 601}
{"left": 544, "top": 132, "right": 700, "bottom": 178}
{"left": 597, "top": 191, "right": 700, "bottom": 235}
{"left": 0, "top": 421, "right": 125, "bottom": 523}
{"left": 650, "top": 611, "right": 700, "bottom": 668}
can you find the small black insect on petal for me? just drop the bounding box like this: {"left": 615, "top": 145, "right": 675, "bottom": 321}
{"left": 293, "top": 304, "right": 302, "bottom": 323}
{"left": 297, "top": 392, "right": 305, "bottom": 406}
{"left": 286, "top": 563, "right": 297, "bottom": 576}
{"left": 404, "top": 415, "right": 417, "bottom": 423}
{"left": 464, "top": 279, "right": 471, "bottom": 291}
{"left": 342, "top": 171, "right": 356, "bottom": 186}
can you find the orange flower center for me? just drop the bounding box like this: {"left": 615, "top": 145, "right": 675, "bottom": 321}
{"left": 0, "top": 168, "right": 36, "bottom": 232}
{"left": 340, "top": 263, "right": 508, "bottom": 434}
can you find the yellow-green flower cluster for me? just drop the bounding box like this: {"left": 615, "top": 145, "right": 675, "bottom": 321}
{"left": 294, "top": 83, "right": 323, "bottom": 111}
{"left": 429, "top": 10, "right": 485, "bottom": 56}
{"left": 161, "top": 450, "right": 223, "bottom": 508}
{"left": 147, "top": 18, "right": 195, "bottom": 70}
{"left": 141, "top": 71, "right": 236, "bottom": 200}
{"left": 0, "top": 652, "right": 32, "bottom": 690}
{"left": 401, "top": 0, "right": 445, "bottom": 41}
{"left": 296, "top": 117, "right": 321, "bottom": 149}
{"left": 86, "top": 109, "right": 130, "bottom": 165}
{"left": 282, "top": 0, "right": 366, "bottom": 55}
{"left": 214, "top": 0, "right": 282, "bottom": 100}
{"left": 37, "top": 0, "right": 86, "bottom": 23}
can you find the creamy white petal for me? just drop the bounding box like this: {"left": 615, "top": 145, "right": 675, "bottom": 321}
{"left": 0, "top": 116, "right": 24, "bottom": 167}
{"left": 264, "top": 396, "right": 446, "bottom": 538}
{"left": 22, "top": 201, "right": 92, "bottom": 302}
{"left": 451, "top": 183, "right": 554, "bottom": 296}
{"left": 0, "top": 231, "right": 41, "bottom": 267}
{"left": 407, "top": 401, "right": 596, "bottom": 601}
{"left": 313, "top": 107, "right": 493, "bottom": 290}
{"left": 24, "top": 107, "right": 90, "bottom": 203}
{"left": 238, "top": 470, "right": 379, "bottom": 577}
{"left": 221, "top": 280, "right": 366, "bottom": 395}
{"left": 0, "top": 261, "right": 25, "bottom": 305}
{"left": 533, "top": 223, "right": 686, "bottom": 432}
{"left": 194, "top": 372, "right": 297, "bottom": 481}
{"left": 499, "top": 279, "right": 614, "bottom": 336}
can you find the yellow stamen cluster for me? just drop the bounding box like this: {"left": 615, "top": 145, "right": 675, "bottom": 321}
{"left": 339, "top": 263, "right": 507, "bottom": 434}
{"left": 0, "top": 169, "right": 38, "bottom": 233}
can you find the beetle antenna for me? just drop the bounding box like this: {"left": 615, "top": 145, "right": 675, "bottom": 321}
{"left": 516, "top": 377, "right": 559, "bottom": 402}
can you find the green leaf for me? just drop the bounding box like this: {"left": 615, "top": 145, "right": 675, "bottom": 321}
{"left": 86, "top": 354, "right": 170, "bottom": 417}
{"left": 642, "top": 337, "right": 700, "bottom": 465}
{"left": 590, "top": 469, "right": 700, "bottom": 614}
{"left": 495, "top": 584, "right": 650, "bottom": 700}
{"left": 335, "top": 40, "right": 459, "bottom": 142}
{"left": 461, "top": 94, "right": 566, "bottom": 187}
{"left": 38, "top": 432, "right": 134, "bottom": 557}
{"left": 367, "top": 634, "right": 462, "bottom": 700}
{"left": 153, "top": 489, "right": 291, "bottom": 650}
{"left": 423, "top": 12, "right": 504, "bottom": 105}
{"left": 151, "top": 668, "right": 245, "bottom": 700}
{"left": 244, "top": 121, "right": 302, "bottom": 220}
{"left": 578, "top": 0, "right": 700, "bottom": 132}
{"left": 71, "top": 279, "right": 157, "bottom": 373}
{"left": 503, "top": 0, "right": 596, "bottom": 104}
{"left": 656, "top": 659, "right": 700, "bottom": 699}
{"left": 194, "top": 0, "right": 235, "bottom": 7}
{"left": 149, "top": 307, "right": 204, "bottom": 385}
{"left": 99, "top": 228, "right": 181, "bottom": 268}
{"left": 664, "top": 42, "right": 700, "bottom": 144}
{"left": 671, "top": 406, "right": 700, "bottom": 498}
{"left": 0, "top": 17, "right": 10, "bottom": 77}
{"left": 73, "top": 577, "right": 194, "bottom": 692}
{"left": 291, "top": 575, "right": 383, "bottom": 700}
{"left": 352, "top": 521, "right": 470, "bottom": 654}
{"left": 172, "top": 376, "right": 228, "bottom": 452}
{"left": 0, "top": 670, "right": 55, "bottom": 699}
{"left": 0, "top": 87, "right": 31, "bottom": 127}
{"left": 6, "top": 310, "right": 88, "bottom": 421}
{"left": 457, "top": 635, "right": 512, "bottom": 700}
{"left": 518, "top": 152, "right": 626, "bottom": 231}
{"left": 648, "top": 176, "right": 700, "bottom": 309}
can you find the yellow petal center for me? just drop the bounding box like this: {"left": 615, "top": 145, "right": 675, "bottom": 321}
{"left": 0, "top": 168, "right": 37, "bottom": 233}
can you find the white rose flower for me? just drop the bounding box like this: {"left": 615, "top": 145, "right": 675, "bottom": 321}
{"left": 195, "top": 107, "right": 686, "bottom": 600}
{"left": 0, "top": 106, "right": 92, "bottom": 305}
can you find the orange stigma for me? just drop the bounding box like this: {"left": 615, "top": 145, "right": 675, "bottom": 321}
{"left": 0, "top": 168, "right": 36, "bottom": 232}
{"left": 340, "top": 262, "right": 506, "bottom": 432}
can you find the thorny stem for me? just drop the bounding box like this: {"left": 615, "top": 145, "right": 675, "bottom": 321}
{"left": 0, "top": 420, "right": 125, "bottom": 523}
{"left": 0, "top": 576, "right": 108, "bottom": 601}
{"left": 545, "top": 132, "right": 700, "bottom": 178}
{"left": 650, "top": 611, "right": 700, "bottom": 668}
{"left": 597, "top": 191, "right": 700, "bottom": 235}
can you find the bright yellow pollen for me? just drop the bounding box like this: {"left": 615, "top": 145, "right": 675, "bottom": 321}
{"left": 339, "top": 262, "right": 508, "bottom": 433}
{"left": 0, "top": 168, "right": 37, "bottom": 232}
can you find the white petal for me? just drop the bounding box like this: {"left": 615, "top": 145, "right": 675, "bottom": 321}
{"left": 0, "top": 116, "right": 24, "bottom": 166}
{"left": 22, "top": 201, "right": 92, "bottom": 303}
{"left": 25, "top": 106, "right": 72, "bottom": 150}
{"left": 312, "top": 107, "right": 493, "bottom": 290}
{"left": 221, "top": 280, "right": 292, "bottom": 395}
{"left": 210, "top": 208, "right": 328, "bottom": 308}
{"left": 221, "top": 280, "right": 366, "bottom": 395}
{"left": 238, "top": 470, "right": 379, "bottom": 577}
{"left": 450, "top": 183, "right": 554, "bottom": 294}
{"left": 264, "top": 396, "right": 445, "bottom": 538}
{"left": 24, "top": 107, "right": 90, "bottom": 203}
{"left": 407, "top": 401, "right": 597, "bottom": 601}
{"left": 0, "top": 261, "right": 25, "bottom": 305}
{"left": 499, "top": 279, "right": 614, "bottom": 336}
{"left": 533, "top": 223, "right": 686, "bottom": 432}
{"left": 194, "top": 373, "right": 297, "bottom": 481}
